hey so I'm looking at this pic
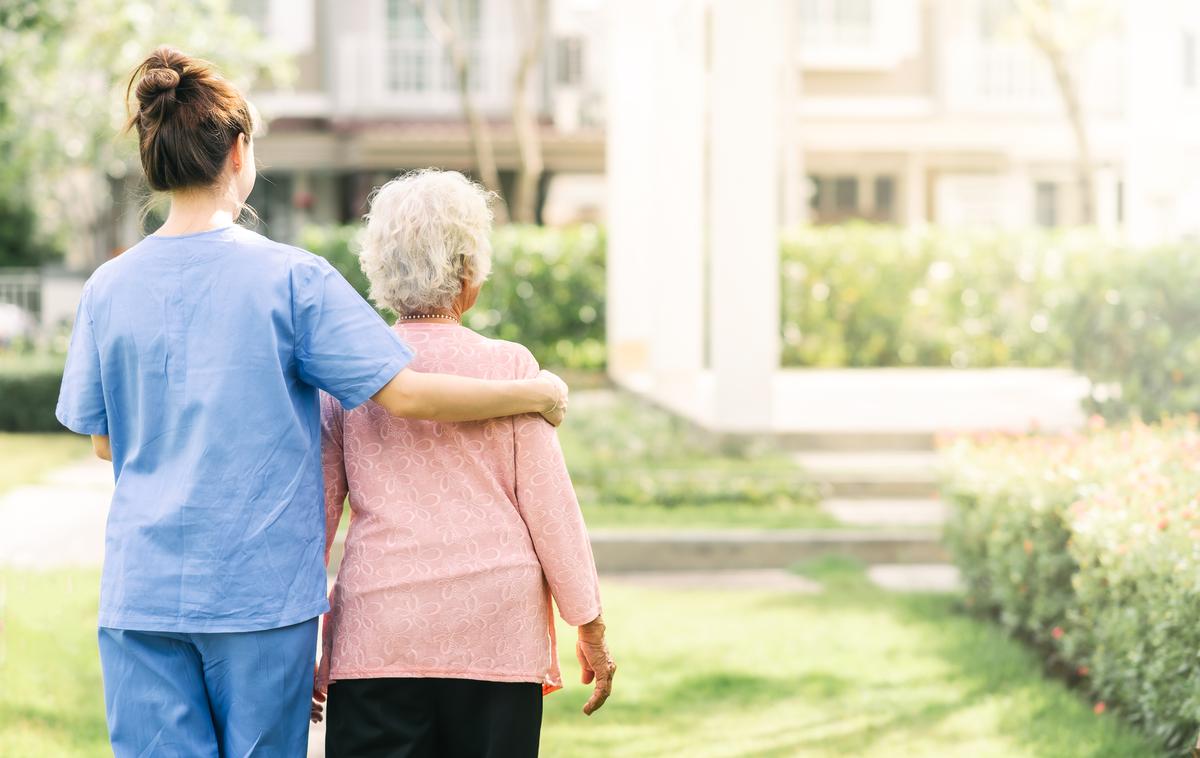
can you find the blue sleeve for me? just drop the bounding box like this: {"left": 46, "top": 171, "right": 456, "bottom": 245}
{"left": 292, "top": 257, "right": 415, "bottom": 410}
{"left": 55, "top": 286, "right": 109, "bottom": 435}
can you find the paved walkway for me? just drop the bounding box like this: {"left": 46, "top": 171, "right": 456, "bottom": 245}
{"left": 0, "top": 456, "right": 113, "bottom": 569}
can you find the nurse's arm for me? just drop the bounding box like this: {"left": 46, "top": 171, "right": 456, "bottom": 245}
{"left": 90, "top": 435, "right": 112, "bottom": 461}
{"left": 371, "top": 367, "right": 568, "bottom": 426}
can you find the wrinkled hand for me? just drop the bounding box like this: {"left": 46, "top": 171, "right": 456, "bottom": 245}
{"left": 538, "top": 370, "right": 569, "bottom": 427}
{"left": 576, "top": 616, "right": 615, "bottom": 715}
{"left": 311, "top": 665, "right": 326, "bottom": 724}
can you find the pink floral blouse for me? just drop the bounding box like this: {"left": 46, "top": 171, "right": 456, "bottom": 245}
{"left": 317, "top": 323, "right": 602, "bottom": 695}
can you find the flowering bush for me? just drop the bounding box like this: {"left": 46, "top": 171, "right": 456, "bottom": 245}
{"left": 943, "top": 419, "right": 1200, "bottom": 749}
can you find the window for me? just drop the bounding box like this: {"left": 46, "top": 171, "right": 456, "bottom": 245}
{"left": 1184, "top": 31, "right": 1197, "bottom": 90}
{"left": 874, "top": 176, "right": 896, "bottom": 220}
{"left": 384, "top": 0, "right": 482, "bottom": 94}
{"left": 1035, "top": 181, "right": 1058, "bottom": 227}
{"left": 799, "top": 0, "right": 873, "bottom": 47}
{"left": 833, "top": 176, "right": 858, "bottom": 213}
{"left": 556, "top": 36, "right": 584, "bottom": 87}
{"left": 808, "top": 176, "right": 824, "bottom": 214}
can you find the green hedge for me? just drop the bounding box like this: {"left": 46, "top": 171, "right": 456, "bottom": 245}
{"left": 0, "top": 356, "right": 65, "bottom": 431}
{"left": 300, "top": 224, "right": 606, "bottom": 371}
{"left": 943, "top": 421, "right": 1200, "bottom": 750}
{"left": 780, "top": 225, "right": 1080, "bottom": 368}
{"left": 781, "top": 225, "right": 1200, "bottom": 419}
{"left": 308, "top": 221, "right": 1200, "bottom": 418}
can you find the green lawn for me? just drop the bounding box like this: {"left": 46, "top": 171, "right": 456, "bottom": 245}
{"left": 0, "top": 565, "right": 1160, "bottom": 757}
{"left": 0, "top": 570, "right": 108, "bottom": 757}
{"left": 0, "top": 433, "right": 90, "bottom": 497}
{"left": 541, "top": 565, "right": 1161, "bottom": 758}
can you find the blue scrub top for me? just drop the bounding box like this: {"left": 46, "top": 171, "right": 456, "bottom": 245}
{"left": 56, "top": 225, "right": 414, "bottom": 632}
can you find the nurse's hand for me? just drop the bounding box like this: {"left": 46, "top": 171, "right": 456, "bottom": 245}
{"left": 537, "top": 370, "right": 569, "bottom": 427}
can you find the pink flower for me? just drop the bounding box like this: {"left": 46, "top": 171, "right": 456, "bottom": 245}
{"left": 1052, "top": 626, "right": 1065, "bottom": 640}
{"left": 1093, "top": 701, "right": 1107, "bottom": 715}
{"left": 1077, "top": 665, "right": 1090, "bottom": 677}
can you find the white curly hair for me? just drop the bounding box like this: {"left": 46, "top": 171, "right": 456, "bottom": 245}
{"left": 358, "top": 169, "right": 495, "bottom": 314}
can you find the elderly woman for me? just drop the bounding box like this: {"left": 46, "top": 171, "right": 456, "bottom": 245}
{"left": 315, "top": 170, "right": 614, "bottom": 758}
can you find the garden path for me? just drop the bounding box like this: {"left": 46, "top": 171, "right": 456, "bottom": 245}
{"left": 0, "top": 455, "right": 112, "bottom": 569}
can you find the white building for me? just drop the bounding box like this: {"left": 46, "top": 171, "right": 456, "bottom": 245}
{"left": 606, "top": 0, "right": 1200, "bottom": 433}
{"left": 235, "top": 0, "right": 607, "bottom": 242}
{"left": 780, "top": 0, "right": 1200, "bottom": 239}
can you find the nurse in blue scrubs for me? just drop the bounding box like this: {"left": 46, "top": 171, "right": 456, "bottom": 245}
{"left": 55, "top": 47, "right": 568, "bottom": 757}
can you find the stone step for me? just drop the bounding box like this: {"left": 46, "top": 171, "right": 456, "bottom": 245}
{"left": 794, "top": 450, "right": 941, "bottom": 478}
{"left": 589, "top": 529, "right": 947, "bottom": 571}
{"left": 867, "top": 564, "right": 962, "bottom": 593}
{"left": 795, "top": 451, "right": 941, "bottom": 499}
{"left": 774, "top": 430, "right": 936, "bottom": 453}
{"left": 821, "top": 498, "right": 948, "bottom": 527}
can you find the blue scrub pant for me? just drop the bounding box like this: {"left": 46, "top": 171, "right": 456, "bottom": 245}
{"left": 98, "top": 618, "right": 318, "bottom": 758}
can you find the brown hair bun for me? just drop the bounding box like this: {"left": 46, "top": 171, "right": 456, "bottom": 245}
{"left": 124, "top": 46, "right": 254, "bottom": 192}
{"left": 137, "top": 67, "right": 182, "bottom": 103}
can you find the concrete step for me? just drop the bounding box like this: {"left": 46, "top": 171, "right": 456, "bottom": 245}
{"left": 821, "top": 498, "right": 948, "bottom": 527}
{"left": 589, "top": 529, "right": 947, "bottom": 571}
{"left": 867, "top": 564, "right": 962, "bottom": 593}
{"left": 795, "top": 450, "right": 941, "bottom": 498}
{"left": 775, "top": 430, "right": 936, "bottom": 452}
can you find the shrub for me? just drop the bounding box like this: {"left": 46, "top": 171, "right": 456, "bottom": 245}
{"left": 943, "top": 420, "right": 1200, "bottom": 750}
{"left": 779, "top": 224, "right": 1092, "bottom": 369}
{"left": 299, "top": 224, "right": 606, "bottom": 371}
{"left": 0, "top": 355, "right": 64, "bottom": 431}
{"left": 301, "top": 220, "right": 1200, "bottom": 418}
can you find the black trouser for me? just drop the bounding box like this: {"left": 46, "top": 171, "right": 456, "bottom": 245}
{"left": 326, "top": 677, "right": 543, "bottom": 758}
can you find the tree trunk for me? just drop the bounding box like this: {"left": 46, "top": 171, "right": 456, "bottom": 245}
{"left": 1023, "top": 3, "right": 1095, "bottom": 225}
{"left": 510, "top": 0, "right": 548, "bottom": 224}
{"left": 1043, "top": 47, "right": 1095, "bottom": 226}
{"left": 423, "top": 0, "right": 509, "bottom": 223}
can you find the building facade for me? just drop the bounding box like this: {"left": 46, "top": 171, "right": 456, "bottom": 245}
{"left": 604, "top": 0, "right": 1200, "bottom": 433}
{"left": 237, "top": 0, "right": 607, "bottom": 242}
{"left": 793, "top": 0, "right": 1200, "bottom": 242}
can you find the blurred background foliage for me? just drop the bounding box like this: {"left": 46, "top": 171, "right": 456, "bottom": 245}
{"left": 305, "top": 221, "right": 1200, "bottom": 421}
{"left": 0, "top": 0, "right": 290, "bottom": 263}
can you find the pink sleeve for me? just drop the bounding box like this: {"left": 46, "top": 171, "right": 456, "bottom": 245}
{"left": 511, "top": 349, "right": 603, "bottom": 626}
{"left": 317, "top": 392, "right": 346, "bottom": 695}
{"left": 320, "top": 392, "right": 348, "bottom": 566}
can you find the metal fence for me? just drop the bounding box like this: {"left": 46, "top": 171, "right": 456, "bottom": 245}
{"left": 0, "top": 268, "right": 41, "bottom": 321}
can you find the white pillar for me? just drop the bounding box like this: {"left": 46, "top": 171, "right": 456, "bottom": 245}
{"left": 708, "top": 0, "right": 782, "bottom": 431}
{"left": 605, "top": 0, "right": 658, "bottom": 379}
{"left": 648, "top": 4, "right": 707, "bottom": 385}
{"left": 903, "top": 154, "right": 927, "bottom": 225}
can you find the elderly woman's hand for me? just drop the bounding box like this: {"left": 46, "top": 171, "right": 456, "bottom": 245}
{"left": 538, "top": 370, "right": 569, "bottom": 427}
{"left": 576, "top": 615, "right": 615, "bottom": 715}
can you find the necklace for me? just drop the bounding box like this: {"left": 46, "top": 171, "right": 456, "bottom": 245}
{"left": 397, "top": 313, "right": 460, "bottom": 323}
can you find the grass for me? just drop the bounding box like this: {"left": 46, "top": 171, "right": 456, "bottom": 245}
{"left": 0, "top": 566, "right": 1161, "bottom": 757}
{"left": 0, "top": 570, "right": 108, "bottom": 757}
{"left": 0, "top": 433, "right": 90, "bottom": 497}
{"left": 561, "top": 391, "right": 830, "bottom": 530}
{"left": 542, "top": 571, "right": 1162, "bottom": 758}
